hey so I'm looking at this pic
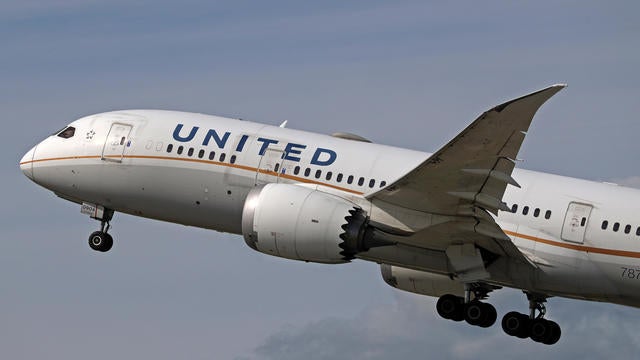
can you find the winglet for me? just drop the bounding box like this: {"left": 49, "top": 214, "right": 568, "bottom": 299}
{"left": 492, "top": 84, "right": 566, "bottom": 113}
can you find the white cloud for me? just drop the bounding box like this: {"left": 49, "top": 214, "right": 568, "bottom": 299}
{"left": 246, "top": 291, "right": 640, "bottom": 360}
{"left": 610, "top": 176, "right": 640, "bottom": 189}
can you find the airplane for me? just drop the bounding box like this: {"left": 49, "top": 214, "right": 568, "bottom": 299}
{"left": 19, "top": 84, "right": 640, "bottom": 345}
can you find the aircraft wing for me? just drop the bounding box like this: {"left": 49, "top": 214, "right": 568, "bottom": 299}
{"left": 367, "top": 84, "right": 565, "bottom": 265}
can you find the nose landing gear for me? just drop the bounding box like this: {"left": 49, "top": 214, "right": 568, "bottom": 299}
{"left": 88, "top": 218, "right": 113, "bottom": 252}
{"left": 81, "top": 202, "right": 115, "bottom": 252}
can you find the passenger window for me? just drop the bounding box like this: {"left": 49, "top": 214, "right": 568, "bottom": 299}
{"left": 177, "top": 146, "right": 184, "bottom": 155}
{"left": 209, "top": 151, "right": 215, "bottom": 160}
{"left": 636, "top": 227, "right": 640, "bottom": 236}
{"left": 358, "top": 177, "right": 365, "bottom": 186}
{"left": 625, "top": 225, "right": 631, "bottom": 234}
{"left": 602, "top": 220, "right": 608, "bottom": 230}
{"left": 274, "top": 163, "right": 280, "bottom": 173}
{"left": 219, "top": 153, "right": 226, "bottom": 162}
{"left": 522, "top": 206, "right": 529, "bottom": 215}
{"left": 304, "top": 168, "right": 311, "bottom": 177}
{"left": 326, "top": 172, "right": 333, "bottom": 181}
{"left": 167, "top": 144, "right": 173, "bottom": 153}
{"left": 369, "top": 179, "right": 375, "bottom": 188}
{"left": 613, "top": 223, "right": 620, "bottom": 232}
{"left": 294, "top": 166, "right": 300, "bottom": 175}
{"left": 380, "top": 181, "right": 387, "bottom": 187}
{"left": 534, "top": 208, "right": 540, "bottom": 217}
{"left": 336, "top": 173, "right": 343, "bottom": 182}
{"left": 187, "top": 148, "right": 194, "bottom": 157}
{"left": 580, "top": 217, "right": 586, "bottom": 227}
{"left": 511, "top": 204, "right": 518, "bottom": 213}
{"left": 347, "top": 175, "right": 354, "bottom": 184}
{"left": 315, "top": 170, "right": 322, "bottom": 179}
{"left": 230, "top": 155, "right": 237, "bottom": 164}
{"left": 545, "top": 210, "right": 551, "bottom": 219}
{"left": 198, "top": 149, "right": 205, "bottom": 158}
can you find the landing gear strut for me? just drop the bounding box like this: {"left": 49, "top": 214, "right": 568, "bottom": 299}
{"left": 436, "top": 284, "right": 497, "bottom": 328}
{"left": 87, "top": 208, "right": 114, "bottom": 252}
{"left": 501, "top": 293, "right": 561, "bottom": 345}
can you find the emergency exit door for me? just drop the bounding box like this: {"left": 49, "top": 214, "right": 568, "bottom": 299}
{"left": 561, "top": 202, "right": 593, "bottom": 244}
{"left": 102, "top": 123, "right": 132, "bottom": 162}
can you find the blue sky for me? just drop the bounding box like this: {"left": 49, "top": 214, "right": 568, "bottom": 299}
{"left": 3, "top": 1, "right": 640, "bottom": 359}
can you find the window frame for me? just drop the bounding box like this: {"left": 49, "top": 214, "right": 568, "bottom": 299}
{"left": 57, "top": 126, "right": 76, "bottom": 139}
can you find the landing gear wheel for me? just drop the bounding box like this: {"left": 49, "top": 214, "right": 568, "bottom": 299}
{"left": 501, "top": 311, "right": 530, "bottom": 338}
{"left": 88, "top": 231, "right": 113, "bottom": 252}
{"left": 464, "top": 301, "right": 486, "bottom": 326}
{"left": 436, "top": 294, "right": 464, "bottom": 321}
{"left": 464, "top": 301, "right": 497, "bottom": 327}
{"left": 545, "top": 321, "right": 561, "bottom": 345}
{"left": 530, "top": 319, "right": 561, "bottom": 345}
{"left": 479, "top": 303, "right": 497, "bottom": 328}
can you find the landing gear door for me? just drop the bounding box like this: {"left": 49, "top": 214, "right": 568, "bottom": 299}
{"left": 561, "top": 202, "right": 593, "bottom": 244}
{"left": 102, "top": 123, "right": 133, "bottom": 162}
{"left": 255, "top": 148, "right": 286, "bottom": 185}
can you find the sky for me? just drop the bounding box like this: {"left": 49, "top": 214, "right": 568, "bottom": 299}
{"left": 2, "top": 1, "right": 640, "bottom": 359}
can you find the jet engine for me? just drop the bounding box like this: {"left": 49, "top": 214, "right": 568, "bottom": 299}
{"left": 241, "top": 183, "right": 392, "bottom": 264}
{"left": 380, "top": 264, "right": 464, "bottom": 297}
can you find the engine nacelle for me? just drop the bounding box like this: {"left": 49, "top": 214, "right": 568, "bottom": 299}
{"left": 242, "top": 183, "right": 387, "bottom": 264}
{"left": 380, "top": 264, "right": 464, "bottom": 298}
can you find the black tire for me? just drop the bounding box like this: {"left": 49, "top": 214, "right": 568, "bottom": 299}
{"left": 101, "top": 232, "right": 113, "bottom": 252}
{"left": 530, "top": 318, "right": 550, "bottom": 343}
{"left": 514, "top": 313, "right": 531, "bottom": 338}
{"left": 543, "top": 320, "right": 561, "bottom": 345}
{"left": 88, "top": 231, "right": 113, "bottom": 252}
{"left": 502, "top": 311, "right": 530, "bottom": 338}
{"left": 479, "top": 303, "right": 497, "bottom": 328}
{"left": 436, "top": 294, "right": 463, "bottom": 320}
{"left": 450, "top": 304, "right": 465, "bottom": 322}
{"left": 464, "top": 301, "right": 487, "bottom": 326}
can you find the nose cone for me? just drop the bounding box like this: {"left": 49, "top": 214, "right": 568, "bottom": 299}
{"left": 20, "top": 145, "right": 36, "bottom": 181}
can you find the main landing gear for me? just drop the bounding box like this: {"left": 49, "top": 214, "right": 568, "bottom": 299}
{"left": 436, "top": 285, "right": 497, "bottom": 328}
{"left": 436, "top": 290, "right": 561, "bottom": 345}
{"left": 86, "top": 206, "right": 115, "bottom": 253}
{"left": 501, "top": 294, "right": 561, "bottom": 345}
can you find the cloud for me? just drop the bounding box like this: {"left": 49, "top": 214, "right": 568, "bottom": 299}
{"left": 246, "top": 291, "right": 640, "bottom": 360}
{"left": 609, "top": 176, "right": 640, "bottom": 189}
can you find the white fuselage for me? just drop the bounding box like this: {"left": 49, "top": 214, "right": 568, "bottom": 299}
{"left": 20, "top": 110, "right": 640, "bottom": 308}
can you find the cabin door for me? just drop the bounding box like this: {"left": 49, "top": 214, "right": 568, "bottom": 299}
{"left": 102, "top": 123, "right": 133, "bottom": 163}
{"left": 561, "top": 202, "right": 593, "bottom": 244}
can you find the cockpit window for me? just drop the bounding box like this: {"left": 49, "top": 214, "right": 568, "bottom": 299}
{"left": 57, "top": 126, "right": 75, "bottom": 139}
{"left": 51, "top": 126, "right": 67, "bottom": 136}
